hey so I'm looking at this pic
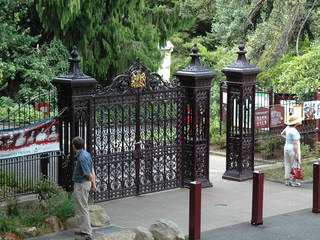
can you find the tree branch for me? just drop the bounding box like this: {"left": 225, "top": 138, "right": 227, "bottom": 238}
{"left": 245, "top": 0, "right": 266, "bottom": 29}
{"left": 296, "top": 0, "right": 317, "bottom": 56}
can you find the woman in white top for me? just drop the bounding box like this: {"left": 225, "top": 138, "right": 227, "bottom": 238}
{"left": 280, "top": 114, "right": 302, "bottom": 187}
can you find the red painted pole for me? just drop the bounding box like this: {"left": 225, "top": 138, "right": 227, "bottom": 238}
{"left": 313, "top": 162, "right": 320, "bottom": 213}
{"left": 251, "top": 171, "right": 264, "bottom": 225}
{"left": 189, "top": 181, "right": 201, "bottom": 240}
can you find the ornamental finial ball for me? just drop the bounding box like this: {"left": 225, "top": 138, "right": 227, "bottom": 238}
{"left": 238, "top": 40, "right": 245, "bottom": 51}
{"left": 71, "top": 46, "right": 78, "bottom": 59}
{"left": 192, "top": 43, "right": 199, "bottom": 54}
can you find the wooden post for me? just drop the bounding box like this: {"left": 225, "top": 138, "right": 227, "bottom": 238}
{"left": 313, "top": 162, "right": 320, "bottom": 213}
{"left": 251, "top": 171, "right": 264, "bottom": 225}
{"left": 189, "top": 181, "right": 201, "bottom": 240}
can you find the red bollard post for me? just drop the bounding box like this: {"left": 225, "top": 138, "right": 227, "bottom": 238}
{"left": 189, "top": 181, "right": 201, "bottom": 240}
{"left": 313, "top": 162, "right": 320, "bottom": 213}
{"left": 251, "top": 171, "right": 264, "bottom": 225}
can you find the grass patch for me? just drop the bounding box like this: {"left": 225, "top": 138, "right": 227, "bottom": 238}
{"left": 263, "top": 160, "right": 318, "bottom": 182}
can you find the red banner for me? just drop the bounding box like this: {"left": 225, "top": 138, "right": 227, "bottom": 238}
{"left": 0, "top": 118, "right": 59, "bottom": 159}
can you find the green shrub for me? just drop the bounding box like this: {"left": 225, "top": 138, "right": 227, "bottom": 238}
{"left": 255, "top": 137, "right": 284, "bottom": 159}
{"left": 300, "top": 143, "right": 312, "bottom": 159}
{"left": 0, "top": 177, "right": 75, "bottom": 237}
{"left": 6, "top": 199, "right": 20, "bottom": 216}
{"left": 51, "top": 192, "right": 74, "bottom": 222}
{"left": 34, "top": 176, "right": 63, "bottom": 201}
{"left": 0, "top": 169, "right": 35, "bottom": 197}
{"left": 0, "top": 213, "right": 19, "bottom": 233}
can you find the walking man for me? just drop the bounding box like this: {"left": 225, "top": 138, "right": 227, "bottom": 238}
{"left": 72, "top": 136, "right": 97, "bottom": 240}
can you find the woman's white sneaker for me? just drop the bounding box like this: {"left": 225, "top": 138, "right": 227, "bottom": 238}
{"left": 289, "top": 181, "right": 301, "bottom": 187}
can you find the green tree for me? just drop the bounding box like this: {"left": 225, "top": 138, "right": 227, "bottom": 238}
{"left": 0, "top": 0, "right": 69, "bottom": 101}
{"left": 259, "top": 42, "right": 320, "bottom": 100}
{"left": 36, "top": 0, "right": 189, "bottom": 84}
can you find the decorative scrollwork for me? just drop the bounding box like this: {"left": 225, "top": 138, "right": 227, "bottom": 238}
{"left": 92, "top": 58, "right": 179, "bottom": 95}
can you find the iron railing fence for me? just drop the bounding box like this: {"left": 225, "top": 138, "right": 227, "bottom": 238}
{"left": 255, "top": 96, "right": 318, "bottom": 162}
{"left": 220, "top": 83, "right": 319, "bottom": 162}
{"left": 0, "top": 151, "right": 63, "bottom": 201}
{"left": 0, "top": 90, "right": 58, "bottom": 131}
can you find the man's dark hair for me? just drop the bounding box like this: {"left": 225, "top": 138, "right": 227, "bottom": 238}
{"left": 72, "top": 136, "right": 84, "bottom": 150}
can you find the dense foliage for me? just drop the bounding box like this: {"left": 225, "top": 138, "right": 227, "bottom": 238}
{"left": 36, "top": 0, "right": 190, "bottom": 83}
{"left": 0, "top": 0, "right": 69, "bottom": 101}
{"left": 1, "top": 0, "right": 320, "bottom": 143}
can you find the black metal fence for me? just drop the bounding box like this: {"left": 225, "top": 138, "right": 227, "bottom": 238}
{"left": 0, "top": 90, "right": 58, "bottom": 131}
{"left": 0, "top": 89, "right": 61, "bottom": 200}
{"left": 220, "top": 83, "right": 319, "bottom": 163}
{"left": 255, "top": 93, "right": 318, "bottom": 162}
{"left": 0, "top": 151, "right": 62, "bottom": 200}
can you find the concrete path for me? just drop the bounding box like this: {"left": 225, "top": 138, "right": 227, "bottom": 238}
{"left": 99, "top": 154, "right": 313, "bottom": 233}
{"left": 27, "top": 154, "right": 319, "bottom": 239}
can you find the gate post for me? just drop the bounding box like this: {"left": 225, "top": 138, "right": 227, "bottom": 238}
{"left": 175, "top": 44, "right": 216, "bottom": 187}
{"left": 52, "top": 46, "right": 97, "bottom": 190}
{"left": 222, "top": 41, "right": 261, "bottom": 181}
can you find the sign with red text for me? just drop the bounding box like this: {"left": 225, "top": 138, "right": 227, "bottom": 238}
{"left": 270, "top": 106, "right": 284, "bottom": 128}
{"left": 35, "top": 102, "right": 50, "bottom": 116}
{"left": 255, "top": 107, "right": 269, "bottom": 129}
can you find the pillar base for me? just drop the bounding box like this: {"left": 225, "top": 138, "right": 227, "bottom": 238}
{"left": 222, "top": 169, "right": 253, "bottom": 182}
{"left": 312, "top": 208, "right": 320, "bottom": 213}
{"left": 184, "top": 178, "right": 212, "bottom": 188}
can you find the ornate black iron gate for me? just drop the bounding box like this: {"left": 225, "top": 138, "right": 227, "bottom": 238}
{"left": 54, "top": 45, "right": 214, "bottom": 202}
{"left": 87, "top": 60, "right": 184, "bottom": 202}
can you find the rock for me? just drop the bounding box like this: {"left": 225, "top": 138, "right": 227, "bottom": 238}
{"left": 64, "top": 216, "right": 78, "bottom": 229}
{"left": 42, "top": 216, "right": 64, "bottom": 233}
{"left": 89, "top": 205, "right": 111, "bottom": 227}
{"left": 20, "top": 227, "right": 37, "bottom": 237}
{"left": 1, "top": 232, "right": 19, "bottom": 240}
{"left": 133, "top": 226, "right": 154, "bottom": 240}
{"left": 95, "top": 229, "right": 136, "bottom": 240}
{"left": 149, "top": 219, "right": 184, "bottom": 240}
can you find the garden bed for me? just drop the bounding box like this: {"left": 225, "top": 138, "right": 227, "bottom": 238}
{"left": 263, "top": 159, "right": 318, "bottom": 183}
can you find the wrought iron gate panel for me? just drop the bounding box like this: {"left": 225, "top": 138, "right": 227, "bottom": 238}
{"left": 138, "top": 89, "right": 184, "bottom": 194}
{"left": 87, "top": 60, "right": 184, "bottom": 202}
{"left": 92, "top": 93, "right": 137, "bottom": 202}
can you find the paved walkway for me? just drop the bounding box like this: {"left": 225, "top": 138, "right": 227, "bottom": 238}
{"left": 28, "top": 154, "right": 319, "bottom": 240}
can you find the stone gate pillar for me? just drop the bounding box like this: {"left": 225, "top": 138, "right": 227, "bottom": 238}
{"left": 175, "top": 44, "right": 216, "bottom": 187}
{"left": 52, "top": 46, "right": 97, "bottom": 190}
{"left": 222, "top": 41, "right": 261, "bottom": 181}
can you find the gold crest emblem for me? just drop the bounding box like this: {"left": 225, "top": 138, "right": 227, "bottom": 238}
{"left": 131, "top": 70, "right": 146, "bottom": 88}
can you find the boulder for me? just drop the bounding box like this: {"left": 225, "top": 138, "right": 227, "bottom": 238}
{"left": 1, "top": 232, "right": 19, "bottom": 240}
{"left": 149, "top": 219, "right": 184, "bottom": 240}
{"left": 133, "top": 226, "right": 154, "bottom": 240}
{"left": 20, "top": 227, "right": 37, "bottom": 237}
{"left": 95, "top": 229, "right": 136, "bottom": 240}
{"left": 42, "top": 216, "right": 64, "bottom": 233}
{"left": 89, "top": 205, "right": 111, "bottom": 227}
{"left": 64, "top": 216, "right": 78, "bottom": 229}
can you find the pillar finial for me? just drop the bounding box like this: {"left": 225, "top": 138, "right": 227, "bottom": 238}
{"left": 181, "top": 43, "right": 207, "bottom": 72}
{"left": 68, "top": 45, "right": 83, "bottom": 77}
{"left": 228, "top": 40, "right": 254, "bottom": 69}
